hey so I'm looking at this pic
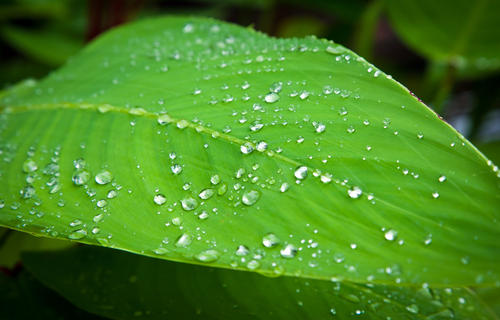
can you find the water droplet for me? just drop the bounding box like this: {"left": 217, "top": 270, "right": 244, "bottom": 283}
{"left": 247, "top": 260, "right": 260, "bottom": 270}
{"left": 242, "top": 190, "right": 260, "bottom": 206}
{"left": 157, "top": 114, "right": 172, "bottom": 125}
{"left": 171, "top": 164, "right": 183, "bottom": 175}
{"left": 97, "top": 199, "right": 107, "bottom": 208}
{"left": 406, "top": 304, "right": 419, "bottom": 314}
{"left": 199, "top": 188, "right": 214, "bottom": 200}
{"left": 432, "top": 192, "right": 440, "bottom": 199}
{"left": 180, "top": 197, "right": 198, "bottom": 211}
{"left": 264, "top": 92, "right": 280, "bottom": 103}
{"left": 256, "top": 141, "right": 268, "bottom": 152}
{"left": 154, "top": 194, "right": 167, "bottom": 205}
{"left": 195, "top": 249, "right": 220, "bottom": 263}
{"left": 235, "top": 245, "right": 250, "bottom": 256}
{"left": 280, "top": 244, "right": 298, "bottom": 258}
{"left": 20, "top": 185, "right": 35, "bottom": 199}
{"left": 348, "top": 186, "right": 362, "bottom": 199}
{"left": 294, "top": 166, "right": 308, "bottom": 180}
{"left": 175, "top": 233, "right": 192, "bottom": 248}
{"left": 262, "top": 233, "right": 280, "bottom": 248}
{"left": 438, "top": 175, "right": 447, "bottom": 183}
{"left": 72, "top": 170, "right": 90, "bottom": 186}
{"left": 210, "top": 174, "right": 221, "bottom": 185}
{"left": 22, "top": 159, "right": 38, "bottom": 173}
{"left": 280, "top": 182, "right": 290, "bottom": 192}
{"left": 95, "top": 170, "right": 113, "bottom": 185}
{"left": 107, "top": 190, "right": 118, "bottom": 198}
{"left": 384, "top": 229, "right": 398, "bottom": 241}
{"left": 68, "top": 229, "right": 87, "bottom": 240}
{"left": 240, "top": 143, "right": 254, "bottom": 154}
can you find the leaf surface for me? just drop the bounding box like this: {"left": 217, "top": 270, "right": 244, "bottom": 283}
{"left": 0, "top": 16, "right": 499, "bottom": 286}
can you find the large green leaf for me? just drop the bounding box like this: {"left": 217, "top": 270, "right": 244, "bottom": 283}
{"left": 23, "top": 245, "right": 497, "bottom": 320}
{"left": 0, "top": 16, "right": 499, "bottom": 287}
{"left": 384, "top": 0, "right": 500, "bottom": 76}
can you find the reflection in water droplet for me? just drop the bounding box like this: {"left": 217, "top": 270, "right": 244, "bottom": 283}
{"left": 240, "top": 143, "right": 254, "bottom": 154}
{"left": 438, "top": 175, "right": 447, "bottom": 183}
{"left": 171, "top": 164, "right": 183, "bottom": 175}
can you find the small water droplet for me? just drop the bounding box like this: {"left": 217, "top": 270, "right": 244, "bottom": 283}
{"left": 175, "top": 233, "right": 192, "bottom": 248}
{"left": 348, "top": 186, "right": 362, "bottom": 199}
{"left": 438, "top": 175, "right": 447, "bottom": 183}
{"left": 22, "top": 159, "right": 38, "bottom": 173}
{"left": 199, "top": 188, "right": 214, "bottom": 200}
{"left": 406, "top": 304, "right": 419, "bottom": 314}
{"left": 242, "top": 190, "right": 260, "bottom": 206}
{"left": 235, "top": 245, "right": 250, "bottom": 256}
{"left": 68, "top": 229, "right": 87, "bottom": 240}
{"left": 280, "top": 244, "right": 298, "bottom": 258}
{"left": 384, "top": 229, "right": 398, "bottom": 241}
{"left": 154, "top": 194, "right": 167, "bottom": 205}
{"left": 97, "top": 199, "right": 107, "bottom": 208}
{"left": 95, "top": 170, "right": 113, "bottom": 185}
{"left": 171, "top": 164, "right": 183, "bottom": 175}
{"left": 240, "top": 142, "right": 254, "bottom": 154}
{"left": 180, "top": 197, "right": 198, "bottom": 211}
{"left": 264, "top": 92, "right": 280, "bottom": 103}
{"left": 72, "top": 170, "right": 90, "bottom": 186}
{"left": 195, "top": 249, "right": 220, "bottom": 263}
{"left": 294, "top": 166, "right": 308, "bottom": 180}
{"left": 262, "top": 233, "right": 280, "bottom": 248}
{"left": 432, "top": 192, "right": 440, "bottom": 199}
{"left": 210, "top": 174, "right": 221, "bottom": 185}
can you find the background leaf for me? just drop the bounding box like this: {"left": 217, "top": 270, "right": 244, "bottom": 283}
{"left": 0, "top": 16, "right": 499, "bottom": 288}
{"left": 23, "top": 245, "right": 497, "bottom": 320}
{"left": 384, "top": 0, "right": 500, "bottom": 76}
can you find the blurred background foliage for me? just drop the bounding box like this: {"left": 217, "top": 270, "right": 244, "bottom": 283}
{"left": 1, "top": 0, "right": 499, "bottom": 269}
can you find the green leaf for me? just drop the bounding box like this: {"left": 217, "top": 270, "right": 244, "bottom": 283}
{"left": 0, "top": 269, "right": 106, "bottom": 319}
{"left": 0, "top": 16, "right": 499, "bottom": 287}
{"left": 384, "top": 0, "right": 500, "bottom": 75}
{"left": 23, "top": 245, "right": 497, "bottom": 320}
